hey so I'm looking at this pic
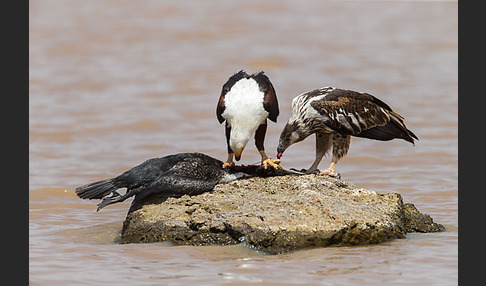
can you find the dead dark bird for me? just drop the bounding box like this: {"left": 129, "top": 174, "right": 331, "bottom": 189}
{"left": 75, "top": 152, "right": 302, "bottom": 214}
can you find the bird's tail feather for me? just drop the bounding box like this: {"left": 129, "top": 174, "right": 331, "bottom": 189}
{"left": 75, "top": 178, "right": 118, "bottom": 200}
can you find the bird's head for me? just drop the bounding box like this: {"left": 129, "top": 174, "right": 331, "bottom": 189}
{"left": 229, "top": 129, "right": 251, "bottom": 161}
{"left": 277, "top": 121, "right": 309, "bottom": 158}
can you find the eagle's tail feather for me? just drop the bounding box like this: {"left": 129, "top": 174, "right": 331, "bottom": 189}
{"left": 75, "top": 178, "right": 118, "bottom": 200}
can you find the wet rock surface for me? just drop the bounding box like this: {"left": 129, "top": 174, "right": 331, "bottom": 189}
{"left": 120, "top": 174, "right": 444, "bottom": 254}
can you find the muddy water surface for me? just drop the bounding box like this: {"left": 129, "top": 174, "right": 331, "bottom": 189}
{"left": 30, "top": 1, "right": 457, "bottom": 285}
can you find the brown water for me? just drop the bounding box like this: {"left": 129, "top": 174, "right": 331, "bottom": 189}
{"left": 30, "top": 0, "right": 457, "bottom": 285}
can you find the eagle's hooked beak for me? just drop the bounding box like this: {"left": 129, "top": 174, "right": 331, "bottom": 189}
{"left": 276, "top": 122, "right": 296, "bottom": 159}
{"left": 276, "top": 144, "right": 286, "bottom": 159}
{"left": 234, "top": 148, "right": 244, "bottom": 161}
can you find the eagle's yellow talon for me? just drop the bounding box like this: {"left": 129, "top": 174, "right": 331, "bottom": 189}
{"left": 262, "top": 158, "right": 281, "bottom": 170}
{"left": 222, "top": 162, "right": 235, "bottom": 169}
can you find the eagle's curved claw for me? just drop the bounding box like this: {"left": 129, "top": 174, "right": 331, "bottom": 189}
{"left": 262, "top": 158, "right": 281, "bottom": 170}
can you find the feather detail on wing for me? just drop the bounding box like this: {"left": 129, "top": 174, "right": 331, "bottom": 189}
{"left": 216, "top": 90, "right": 226, "bottom": 124}
{"left": 252, "top": 71, "right": 279, "bottom": 122}
{"left": 308, "top": 88, "right": 418, "bottom": 143}
{"left": 216, "top": 70, "right": 249, "bottom": 124}
{"left": 309, "top": 89, "right": 390, "bottom": 135}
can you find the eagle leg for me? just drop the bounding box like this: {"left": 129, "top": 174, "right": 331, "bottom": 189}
{"left": 320, "top": 162, "right": 341, "bottom": 179}
{"left": 318, "top": 134, "right": 349, "bottom": 179}
{"left": 222, "top": 153, "right": 235, "bottom": 168}
{"left": 223, "top": 123, "right": 235, "bottom": 168}
{"left": 308, "top": 132, "right": 332, "bottom": 172}
{"left": 255, "top": 122, "right": 281, "bottom": 170}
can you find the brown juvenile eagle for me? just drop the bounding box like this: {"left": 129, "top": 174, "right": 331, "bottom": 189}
{"left": 216, "top": 70, "right": 281, "bottom": 169}
{"left": 276, "top": 87, "right": 418, "bottom": 177}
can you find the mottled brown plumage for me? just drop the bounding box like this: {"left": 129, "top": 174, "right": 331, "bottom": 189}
{"left": 277, "top": 87, "right": 418, "bottom": 177}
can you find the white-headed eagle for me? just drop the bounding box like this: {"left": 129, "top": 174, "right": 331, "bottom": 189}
{"left": 276, "top": 87, "right": 418, "bottom": 177}
{"left": 217, "top": 70, "right": 281, "bottom": 169}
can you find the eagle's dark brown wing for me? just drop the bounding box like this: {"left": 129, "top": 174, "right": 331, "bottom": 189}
{"left": 216, "top": 90, "right": 226, "bottom": 124}
{"left": 252, "top": 72, "right": 279, "bottom": 122}
{"left": 216, "top": 70, "right": 250, "bottom": 124}
{"left": 310, "top": 88, "right": 417, "bottom": 143}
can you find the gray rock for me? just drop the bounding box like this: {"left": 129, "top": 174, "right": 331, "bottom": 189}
{"left": 120, "top": 174, "right": 444, "bottom": 254}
